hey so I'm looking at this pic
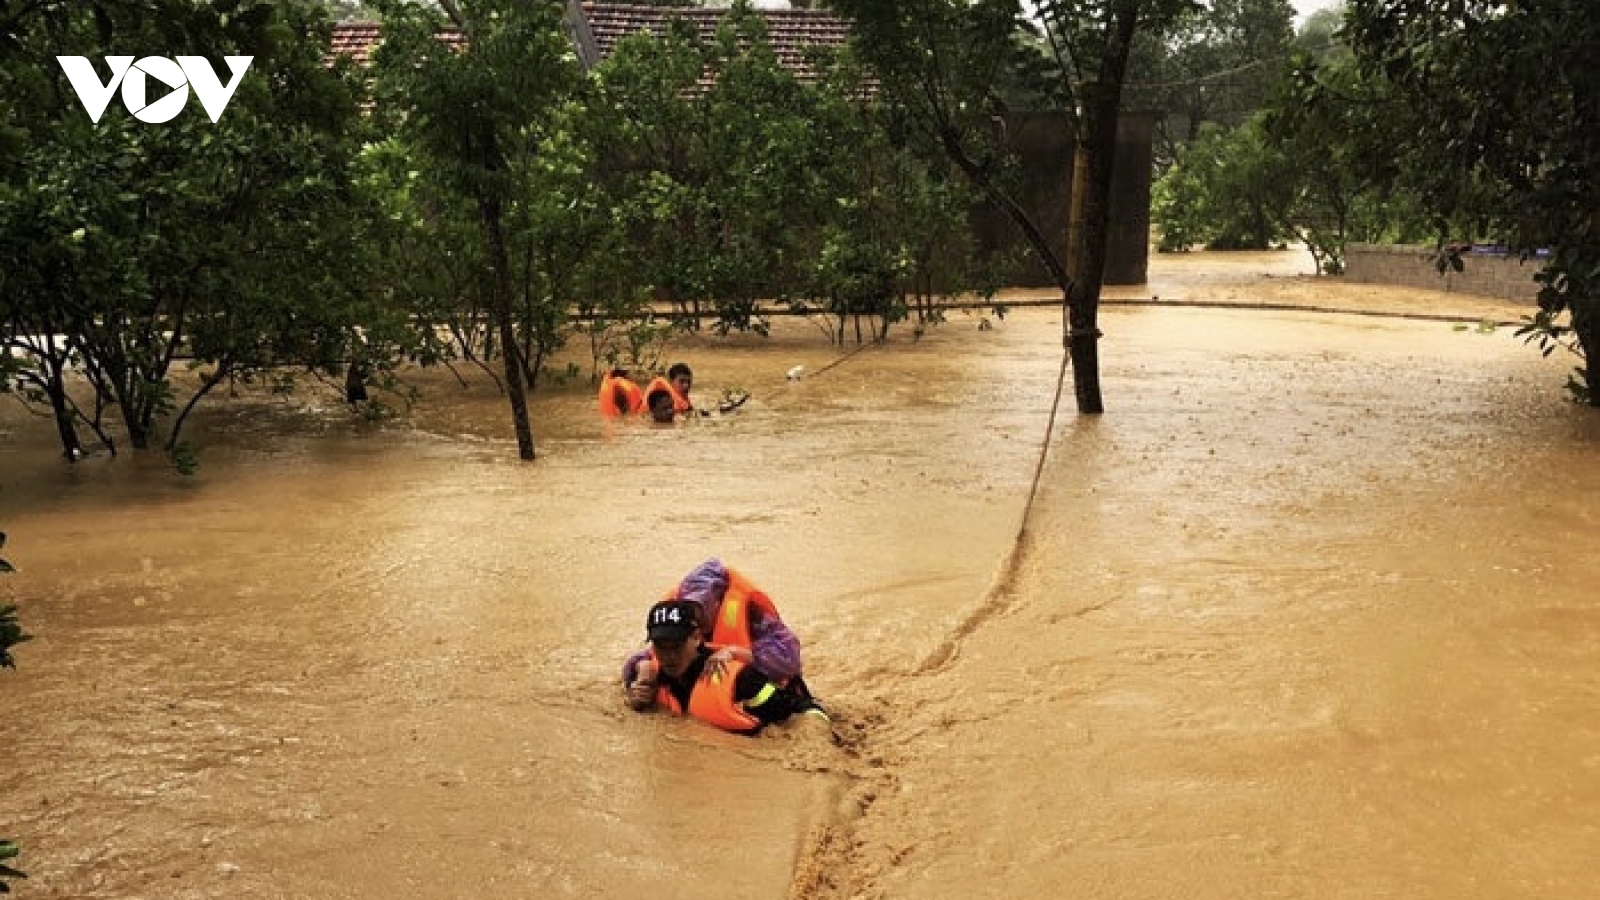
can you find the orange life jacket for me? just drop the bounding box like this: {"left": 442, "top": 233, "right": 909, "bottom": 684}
{"left": 642, "top": 376, "right": 692, "bottom": 414}
{"left": 598, "top": 373, "right": 645, "bottom": 416}
{"left": 652, "top": 656, "right": 764, "bottom": 733}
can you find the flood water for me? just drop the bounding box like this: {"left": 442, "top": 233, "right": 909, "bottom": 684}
{"left": 2, "top": 256, "right": 1597, "bottom": 899}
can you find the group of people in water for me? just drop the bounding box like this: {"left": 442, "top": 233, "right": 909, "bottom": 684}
{"left": 621, "top": 558, "right": 827, "bottom": 736}
{"left": 605, "top": 366, "right": 806, "bottom": 735}
{"left": 598, "top": 362, "right": 751, "bottom": 423}
{"left": 598, "top": 363, "right": 696, "bottom": 423}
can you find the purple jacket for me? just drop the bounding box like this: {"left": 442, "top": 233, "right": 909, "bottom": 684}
{"left": 621, "top": 558, "right": 803, "bottom": 683}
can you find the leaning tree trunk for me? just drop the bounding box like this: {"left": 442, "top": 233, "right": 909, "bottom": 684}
{"left": 480, "top": 194, "right": 536, "bottom": 460}
{"left": 43, "top": 368, "right": 83, "bottom": 461}
{"left": 942, "top": 129, "right": 1104, "bottom": 413}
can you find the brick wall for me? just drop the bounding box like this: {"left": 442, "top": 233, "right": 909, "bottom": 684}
{"left": 1343, "top": 243, "right": 1544, "bottom": 302}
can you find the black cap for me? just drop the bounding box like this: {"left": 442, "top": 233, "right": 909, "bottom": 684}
{"left": 646, "top": 600, "right": 699, "bottom": 647}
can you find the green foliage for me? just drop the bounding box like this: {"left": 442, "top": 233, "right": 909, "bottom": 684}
{"left": 1151, "top": 154, "right": 1207, "bottom": 251}
{"left": 1153, "top": 118, "right": 1289, "bottom": 251}
{"left": 582, "top": 314, "right": 681, "bottom": 385}
{"left": 2, "top": 0, "right": 408, "bottom": 458}
{"left": 1516, "top": 297, "right": 1592, "bottom": 405}
{"left": 0, "top": 530, "right": 26, "bottom": 891}
{"left": 588, "top": 12, "right": 813, "bottom": 334}
{"left": 0, "top": 531, "right": 26, "bottom": 671}
{"left": 1146, "top": 4, "right": 1430, "bottom": 271}
{"left": 0, "top": 838, "right": 24, "bottom": 893}
{"left": 369, "top": 0, "right": 586, "bottom": 457}
{"left": 831, "top": 0, "right": 1198, "bottom": 412}
{"left": 800, "top": 44, "right": 998, "bottom": 341}
{"left": 1126, "top": 0, "right": 1297, "bottom": 169}
{"left": 0, "top": 603, "right": 28, "bottom": 671}
{"left": 1344, "top": 0, "right": 1600, "bottom": 404}
{"left": 584, "top": 10, "right": 996, "bottom": 343}
{"left": 167, "top": 440, "right": 200, "bottom": 476}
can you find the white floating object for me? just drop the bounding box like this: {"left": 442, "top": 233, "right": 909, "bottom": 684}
{"left": 786, "top": 366, "right": 805, "bottom": 381}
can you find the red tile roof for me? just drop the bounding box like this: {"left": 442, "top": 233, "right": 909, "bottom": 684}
{"left": 581, "top": 3, "right": 849, "bottom": 81}
{"left": 325, "top": 21, "right": 468, "bottom": 67}
{"left": 326, "top": 4, "right": 850, "bottom": 82}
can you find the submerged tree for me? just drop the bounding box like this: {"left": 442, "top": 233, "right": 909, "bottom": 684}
{"left": 0, "top": 0, "right": 399, "bottom": 464}
{"left": 0, "top": 530, "right": 26, "bottom": 892}
{"left": 371, "top": 0, "right": 583, "bottom": 459}
{"left": 831, "top": 0, "right": 1191, "bottom": 414}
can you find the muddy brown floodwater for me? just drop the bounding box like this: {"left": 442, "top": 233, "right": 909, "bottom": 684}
{"left": 2, "top": 250, "right": 1597, "bottom": 900}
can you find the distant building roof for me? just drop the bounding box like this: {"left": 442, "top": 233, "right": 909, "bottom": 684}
{"left": 326, "top": 2, "right": 850, "bottom": 82}
{"left": 581, "top": 3, "right": 848, "bottom": 81}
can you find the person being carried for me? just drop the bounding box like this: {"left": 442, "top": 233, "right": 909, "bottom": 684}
{"left": 624, "top": 600, "right": 820, "bottom": 734}
{"left": 598, "top": 367, "right": 646, "bottom": 417}
{"left": 621, "top": 558, "right": 811, "bottom": 700}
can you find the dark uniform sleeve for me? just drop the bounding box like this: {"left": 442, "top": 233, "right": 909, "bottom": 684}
{"left": 733, "top": 665, "right": 814, "bottom": 727}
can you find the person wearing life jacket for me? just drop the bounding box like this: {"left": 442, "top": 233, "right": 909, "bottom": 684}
{"left": 620, "top": 558, "right": 811, "bottom": 700}
{"left": 597, "top": 368, "right": 645, "bottom": 417}
{"left": 624, "top": 600, "right": 820, "bottom": 735}
{"left": 645, "top": 387, "right": 677, "bottom": 424}
{"left": 641, "top": 363, "right": 694, "bottom": 422}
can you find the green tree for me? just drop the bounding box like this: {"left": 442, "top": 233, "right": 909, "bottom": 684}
{"left": 1344, "top": 0, "right": 1600, "bottom": 404}
{"left": 588, "top": 8, "right": 1001, "bottom": 346}
{"left": 0, "top": 530, "right": 27, "bottom": 893}
{"left": 1, "top": 1, "right": 398, "bottom": 464}
{"left": 696, "top": 10, "right": 831, "bottom": 334}
{"left": 1294, "top": 5, "right": 1343, "bottom": 55}
{"left": 1152, "top": 117, "right": 1291, "bottom": 251}
{"left": 1259, "top": 42, "right": 1431, "bottom": 274}
{"left": 585, "top": 22, "right": 714, "bottom": 328}
{"left": 1126, "top": 0, "right": 1296, "bottom": 167}
{"left": 832, "top": 0, "right": 1192, "bottom": 413}
{"left": 587, "top": 9, "right": 833, "bottom": 337}
{"left": 359, "top": 138, "right": 495, "bottom": 374}
{"left": 370, "top": 0, "right": 583, "bottom": 459}
{"left": 1155, "top": 11, "right": 1432, "bottom": 274}
{"left": 0, "top": 533, "right": 25, "bottom": 669}
{"left": 802, "top": 45, "right": 1004, "bottom": 342}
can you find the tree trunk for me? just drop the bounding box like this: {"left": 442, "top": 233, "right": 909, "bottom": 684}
{"left": 344, "top": 361, "right": 369, "bottom": 404}
{"left": 167, "top": 367, "right": 229, "bottom": 452}
{"left": 44, "top": 376, "right": 83, "bottom": 461}
{"left": 1063, "top": 2, "right": 1142, "bottom": 416}
{"left": 481, "top": 194, "right": 536, "bottom": 460}
{"left": 121, "top": 386, "right": 152, "bottom": 450}
{"left": 1575, "top": 297, "right": 1599, "bottom": 407}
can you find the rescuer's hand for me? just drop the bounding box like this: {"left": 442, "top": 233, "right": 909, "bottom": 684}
{"left": 705, "top": 645, "right": 752, "bottom": 680}
{"left": 625, "top": 660, "right": 657, "bottom": 710}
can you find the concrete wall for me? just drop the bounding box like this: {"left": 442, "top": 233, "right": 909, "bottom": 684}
{"left": 1343, "top": 243, "right": 1545, "bottom": 302}
{"left": 971, "top": 111, "right": 1074, "bottom": 289}
{"left": 973, "top": 111, "right": 1155, "bottom": 288}
{"left": 1104, "top": 111, "right": 1159, "bottom": 286}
